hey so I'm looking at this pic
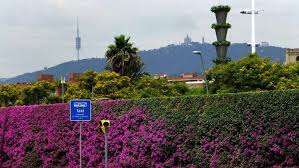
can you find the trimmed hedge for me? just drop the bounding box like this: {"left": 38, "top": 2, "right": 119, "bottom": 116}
{"left": 0, "top": 90, "right": 298, "bottom": 167}
{"left": 115, "top": 90, "right": 299, "bottom": 167}
{"left": 213, "top": 41, "right": 231, "bottom": 46}
{"left": 211, "top": 5, "right": 231, "bottom": 13}
{"left": 211, "top": 23, "right": 231, "bottom": 29}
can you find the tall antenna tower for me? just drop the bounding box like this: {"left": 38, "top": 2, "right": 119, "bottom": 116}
{"left": 75, "top": 17, "right": 81, "bottom": 61}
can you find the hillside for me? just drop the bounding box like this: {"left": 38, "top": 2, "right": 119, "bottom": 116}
{"left": 1, "top": 42, "right": 285, "bottom": 84}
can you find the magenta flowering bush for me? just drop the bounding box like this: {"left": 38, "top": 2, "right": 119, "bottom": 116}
{"left": 0, "top": 101, "right": 193, "bottom": 167}
{"left": 198, "top": 113, "right": 299, "bottom": 167}
{"left": 0, "top": 90, "right": 298, "bottom": 167}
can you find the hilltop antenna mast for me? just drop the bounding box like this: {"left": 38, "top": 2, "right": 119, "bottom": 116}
{"left": 76, "top": 17, "right": 81, "bottom": 61}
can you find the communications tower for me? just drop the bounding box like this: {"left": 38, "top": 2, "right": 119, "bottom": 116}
{"left": 75, "top": 17, "right": 81, "bottom": 61}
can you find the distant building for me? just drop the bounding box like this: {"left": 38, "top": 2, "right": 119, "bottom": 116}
{"left": 202, "top": 36, "right": 206, "bottom": 44}
{"left": 153, "top": 74, "right": 168, "bottom": 79}
{"left": 37, "top": 74, "right": 54, "bottom": 82}
{"left": 68, "top": 72, "right": 82, "bottom": 83}
{"left": 55, "top": 86, "right": 63, "bottom": 97}
{"left": 167, "top": 73, "right": 204, "bottom": 86}
{"left": 183, "top": 34, "right": 192, "bottom": 46}
{"left": 286, "top": 48, "right": 299, "bottom": 64}
{"left": 260, "top": 42, "right": 269, "bottom": 47}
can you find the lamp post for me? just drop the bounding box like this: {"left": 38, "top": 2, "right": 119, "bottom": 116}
{"left": 193, "top": 51, "right": 209, "bottom": 96}
{"left": 240, "top": 0, "right": 264, "bottom": 54}
{"left": 61, "top": 76, "right": 66, "bottom": 103}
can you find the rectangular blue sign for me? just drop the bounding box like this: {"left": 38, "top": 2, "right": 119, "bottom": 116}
{"left": 70, "top": 100, "right": 91, "bottom": 121}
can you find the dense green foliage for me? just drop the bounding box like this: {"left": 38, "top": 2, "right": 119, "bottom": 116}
{"left": 211, "top": 23, "right": 231, "bottom": 29}
{"left": 0, "top": 71, "right": 190, "bottom": 107}
{"left": 1, "top": 89, "right": 298, "bottom": 166}
{"left": 213, "top": 56, "right": 232, "bottom": 65}
{"left": 75, "top": 71, "right": 189, "bottom": 100}
{"left": 120, "top": 90, "right": 299, "bottom": 167}
{"left": 105, "top": 35, "right": 144, "bottom": 78}
{"left": 212, "top": 41, "right": 231, "bottom": 46}
{"left": 208, "top": 54, "right": 299, "bottom": 93}
{"left": 211, "top": 5, "right": 231, "bottom": 13}
{"left": 0, "top": 81, "right": 61, "bottom": 107}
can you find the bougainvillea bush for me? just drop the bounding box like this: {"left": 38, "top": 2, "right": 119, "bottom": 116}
{"left": 0, "top": 90, "right": 298, "bottom": 167}
{"left": 0, "top": 101, "right": 195, "bottom": 168}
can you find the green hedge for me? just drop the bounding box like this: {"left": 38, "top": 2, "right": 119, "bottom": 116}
{"left": 211, "top": 23, "right": 231, "bottom": 29}
{"left": 211, "top": 5, "right": 231, "bottom": 13}
{"left": 213, "top": 41, "right": 231, "bottom": 46}
{"left": 115, "top": 90, "right": 299, "bottom": 166}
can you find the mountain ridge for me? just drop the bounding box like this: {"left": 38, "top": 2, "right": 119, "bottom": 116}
{"left": 1, "top": 42, "right": 286, "bottom": 84}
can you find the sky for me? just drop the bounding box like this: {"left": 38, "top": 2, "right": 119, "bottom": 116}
{"left": 0, "top": 0, "right": 299, "bottom": 78}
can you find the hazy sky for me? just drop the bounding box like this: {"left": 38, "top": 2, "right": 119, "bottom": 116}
{"left": 0, "top": 0, "right": 298, "bottom": 77}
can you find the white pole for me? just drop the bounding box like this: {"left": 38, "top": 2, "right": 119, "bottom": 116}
{"left": 200, "top": 54, "right": 209, "bottom": 96}
{"left": 80, "top": 122, "right": 82, "bottom": 168}
{"left": 105, "top": 132, "right": 108, "bottom": 168}
{"left": 251, "top": 0, "right": 256, "bottom": 53}
{"left": 61, "top": 76, "right": 65, "bottom": 103}
{"left": 62, "top": 83, "right": 64, "bottom": 103}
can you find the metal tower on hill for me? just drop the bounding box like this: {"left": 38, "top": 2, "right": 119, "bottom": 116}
{"left": 75, "top": 17, "right": 81, "bottom": 61}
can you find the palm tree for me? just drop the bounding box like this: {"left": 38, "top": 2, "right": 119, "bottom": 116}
{"left": 105, "top": 35, "right": 143, "bottom": 78}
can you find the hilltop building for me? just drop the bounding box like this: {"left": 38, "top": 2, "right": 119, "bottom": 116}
{"left": 182, "top": 34, "right": 192, "bottom": 46}
{"left": 286, "top": 48, "right": 299, "bottom": 64}
{"left": 202, "top": 37, "right": 206, "bottom": 44}
{"left": 260, "top": 42, "right": 269, "bottom": 47}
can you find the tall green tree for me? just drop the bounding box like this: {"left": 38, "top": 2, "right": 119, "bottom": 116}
{"left": 105, "top": 35, "right": 144, "bottom": 78}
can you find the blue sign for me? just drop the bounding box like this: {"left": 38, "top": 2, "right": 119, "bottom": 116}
{"left": 70, "top": 100, "right": 91, "bottom": 121}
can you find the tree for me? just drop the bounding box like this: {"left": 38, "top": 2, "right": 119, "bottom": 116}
{"left": 105, "top": 35, "right": 144, "bottom": 78}
{"left": 133, "top": 75, "right": 189, "bottom": 98}
{"left": 93, "top": 71, "right": 132, "bottom": 99}
{"left": 78, "top": 70, "right": 98, "bottom": 92}
{"left": 20, "top": 81, "right": 56, "bottom": 105}
{"left": 64, "top": 83, "right": 91, "bottom": 100}
{"left": 207, "top": 54, "right": 284, "bottom": 93}
{"left": 0, "top": 84, "right": 21, "bottom": 107}
{"left": 276, "top": 63, "right": 299, "bottom": 90}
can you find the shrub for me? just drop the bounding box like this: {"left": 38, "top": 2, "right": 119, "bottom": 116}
{"left": 0, "top": 90, "right": 298, "bottom": 167}
{"left": 212, "top": 41, "right": 231, "bottom": 46}
{"left": 211, "top": 23, "right": 231, "bottom": 29}
{"left": 207, "top": 54, "right": 285, "bottom": 93}
{"left": 211, "top": 5, "right": 231, "bottom": 13}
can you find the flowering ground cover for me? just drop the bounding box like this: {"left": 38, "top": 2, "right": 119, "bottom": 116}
{"left": 0, "top": 90, "right": 298, "bottom": 167}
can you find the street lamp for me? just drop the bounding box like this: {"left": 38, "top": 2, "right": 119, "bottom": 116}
{"left": 240, "top": 0, "right": 264, "bottom": 54}
{"left": 193, "top": 51, "right": 209, "bottom": 96}
{"left": 61, "top": 76, "right": 66, "bottom": 103}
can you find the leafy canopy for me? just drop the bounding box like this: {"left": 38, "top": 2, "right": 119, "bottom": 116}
{"left": 207, "top": 53, "right": 293, "bottom": 93}
{"left": 105, "top": 35, "right": 144, "bottom": 78}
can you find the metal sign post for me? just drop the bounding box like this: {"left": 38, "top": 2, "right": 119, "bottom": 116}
{"left": 98, "top": 120, "right": 111, "bottom": 168}
{"left": 70, "top": 100, "right": 92, "bottom": 168}
{"left": 61, "top": 77, "right": 65, "bottom": 103}
{"left": 79, "top": 121, "right": 82, "bottom": 168}
{"left": 104, "top": 132, "right": 108, "bottom": 168}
